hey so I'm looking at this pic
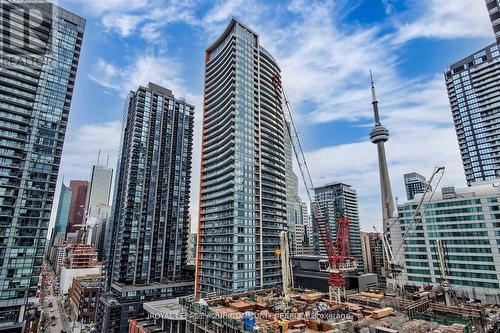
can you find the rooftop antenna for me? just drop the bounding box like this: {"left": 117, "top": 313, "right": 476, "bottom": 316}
{"left": 106, "top": 154, "right": 109, "bottom": 167}
{"left": 97, "top": 149, "right": 101, "bottom": 165}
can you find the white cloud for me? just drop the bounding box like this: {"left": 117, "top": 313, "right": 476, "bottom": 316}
{"left": 393, "top": 0, "right": 492, "bottom": 44}
{"left": 382, "top": 0, "right": 396, "bottom": 15}
{"left": 203, "top": 0, "right": 246, "bottom": 25}
{"left": 88, "top": 54, "right": 199, "bottom": 102}
{"left": 66, "top": 0, "right": 150, "bottom": 15}
{"left": 102, "top": 13, "right": 144, "bottom": 37}
{"left": 88, "top": 58, "right": 122, "bottom": 90}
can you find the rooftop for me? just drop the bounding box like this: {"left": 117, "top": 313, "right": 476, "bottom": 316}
{"left": 401, "top": 180, "right": 500, "bottom": 204}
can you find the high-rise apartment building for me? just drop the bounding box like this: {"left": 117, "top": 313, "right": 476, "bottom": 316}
{"left": 361, "top": 232, "right": 384, "bottom": 277}
{"left": 404, "top": 172, "right": 430, "bottom": 200}
{"left": 486, "top": 0, "right": 500, "bottom": 44}
{"left": 391, "top": 182, "right": 500, "bottom": 304}
{"left": 196, "top": 19, "right": 287, "bottom": 297}
{"left": 0, "top": 1, "right": 85, "bottom": 330}
{"left": 445, "top": 43, "right": 500, "bottom": 185}
{"left": 98, "top": 83, "right": 194, "bottom": 332}
{"left": 52, "top": 182, "right": 72, "bottom": 240}
{"left": 67, "top": 180, "right": 88, "bottom": 232}
{"left": 312, "top": 183, "right": 363, "bottom": 270}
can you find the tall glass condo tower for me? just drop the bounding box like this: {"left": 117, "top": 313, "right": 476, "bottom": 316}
{"left": 0, "top": 1, "right": 85, "bottom": 330}
{"left": 196, "top": 19, "right": 287, "bottom": 297}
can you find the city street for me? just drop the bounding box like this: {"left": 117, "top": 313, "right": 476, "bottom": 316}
{"left": 39, "top": 264, "right": 69, "bottom": 333}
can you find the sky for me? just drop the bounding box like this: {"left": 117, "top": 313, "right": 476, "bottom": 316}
{"left": 52, "top": 0, "right": 495, "bottom": 232}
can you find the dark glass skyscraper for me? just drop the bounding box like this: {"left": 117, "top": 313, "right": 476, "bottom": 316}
{"left": 98, "top": 83, "right": 194, "bottom": 332}
{"left": 52, "top": 182, "right": 72, "bottom": 239}
{"left": 196, "top": 19, "right": 287, "bottom": 297}
{"left": 0, "top": 1, "right": 85, "bottom": 330}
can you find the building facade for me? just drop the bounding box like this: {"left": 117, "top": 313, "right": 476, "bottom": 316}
{"left": 52, "top": 182, "right": 72, "bottom": 240}
{"left": 0, "top": 1, "right": 85, "bottom": 330}
{"left": 312, "top": 183, "right": 363, "bottom": 270}
{"left": 361, "top": 232, "right": 384, "bottom": 277}
{"left": 84, "top": 164, "right": 113, "bottom": 220}
{"left": 293, "top": 223, "right": 309, "bottom": 256}
{"left": 404, "top": 172, "right": 429, "bottom": 201}
{"left": 196, "top": 19, "right": 287, "bottom": 297}
{"left": 99, "top": 83, "right": 194, "bottom": 332}
{"left": 68, "top": 274, "right": 101, "bottom": 324}
{"left": 84, "top": 163, "right": 113, "bottom": 257}
{"left": 187, "top": 233, "right": 197, "bottom": 266}
{"left": 391, "top": 183, "right": 500, "bottom": 304}
{"left": 445, "top": 43, "right": 500, "bottom": 185}
{"left": 67, "top": 180, "right": 88, "bottom": 233}
{"left": 487, "top": 0, "right": 500, "bottom": 44}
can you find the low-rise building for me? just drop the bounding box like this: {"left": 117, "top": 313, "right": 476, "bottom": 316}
{"left": 68, "top": 274, "right": 101, "bottom": 323}
{"left": 292, "top": 255, "right": 378, "bottom": 292}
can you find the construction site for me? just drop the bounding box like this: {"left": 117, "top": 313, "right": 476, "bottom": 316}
{"left": 178, "top": 287, "right": 499, "bottom": 333}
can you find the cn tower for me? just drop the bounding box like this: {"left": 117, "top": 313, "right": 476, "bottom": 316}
{"left": 369, "top": 72, "right": 395, "bottom": 233}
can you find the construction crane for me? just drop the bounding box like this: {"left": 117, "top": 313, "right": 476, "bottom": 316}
{"left": 378, "top": 166, "right": 445, "bottom": 289}
{"left": 272, "top": 75, "right": 357, "bottom": 302}
{"left": 436, "top": 239, "right": 453, "bottom": 305}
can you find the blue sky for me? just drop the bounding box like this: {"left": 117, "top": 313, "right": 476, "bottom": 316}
{"left": 53, "top": 0, "right": 495, "bottom": 232}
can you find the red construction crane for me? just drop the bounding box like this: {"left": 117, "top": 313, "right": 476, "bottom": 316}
{"left": 272, "top": 75, "right": 357, "bottom": 302}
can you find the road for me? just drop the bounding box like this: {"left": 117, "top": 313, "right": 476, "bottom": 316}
{"left": 40, "top": 289, "right": 69, "bottom": 332}
{"left": 39, "top": 265, "right": 70, "bottom": 333}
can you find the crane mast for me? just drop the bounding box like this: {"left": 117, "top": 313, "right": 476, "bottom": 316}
{"left": 272, "top": 75, "right": 357, "bottom": 302}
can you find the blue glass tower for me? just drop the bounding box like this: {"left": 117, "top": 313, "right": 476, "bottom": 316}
{"left": 0, "top": 1, "right": 85, "bottom": 330}
{"left": 53, "top": 183, "right": 72, "bottom": 239}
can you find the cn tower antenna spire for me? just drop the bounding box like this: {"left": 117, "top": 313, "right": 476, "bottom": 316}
{"left": 370, "top": 69, "right": 381, "bottom": 124}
